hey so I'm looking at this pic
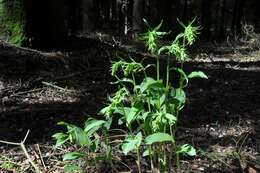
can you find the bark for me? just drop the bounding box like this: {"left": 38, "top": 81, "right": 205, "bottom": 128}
{"left": 231, "top": 0, "right": 245, "bottom": 34}
{"left": 132, "top": 0, "right": 145, "bottom": 33}
{"left": 24, "top": 0, "right": 66, "bottom": 48}
{"left": 201, "top": 0, "right": 212, "bottom": 39}
{"left": 219, "top": 0, "right": 226, "bottom": 37}
{"left": 81, "top": 0, "right": 95, "bottom": 32}
{"left": 157, "top": 0, "right": 172, "bottom": 31}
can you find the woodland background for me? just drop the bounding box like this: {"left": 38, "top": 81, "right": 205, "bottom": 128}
{"left": 0, "top": 0, "right": 260, "bottom": 47}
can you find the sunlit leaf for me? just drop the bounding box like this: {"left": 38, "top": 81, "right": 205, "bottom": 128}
{"left": 140, "top": 77, "right": 164, "bottom": 93}
{"left": 122, "top": 132, "right": 142, "bottom": 155}
{"left": 84, "top": 118, "right": 106, "bottom": 135}
{"left": 188, "top": 71, "right": 208, "bottom": 79}
{"left": 177, "top": 144, "right": 196, "bottom": 156}
{"left": 52, "top": 133, "right": 69, "bottom": 148}
{"left": 145, "top": 133, "right": 174, "bottom": 145}
{"left": 63, "top": 152, "right": 85, "bottom": 161}
{"left": 64, "top": 164, "right": 82, "bottom": 173}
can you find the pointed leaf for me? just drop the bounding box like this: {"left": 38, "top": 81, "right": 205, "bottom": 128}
{"left": 177, "top": 144, "right": 196, "bottom": 156}
{"left": 145, "top": 133, "right": 174, "bottom": 145}
{"left": 63, "top": 152, "right": 85, "bottom": 161}
{"left": 122, "top": 132, "right": 142, "bottom": 155}
{"left": 84, "top": 118, "right": 106, "bottom": 135}
{"left": 140, "top": 77, "right": 164, "bottom": 93}
{"left": 72, "top": 127, "right": 90, "bottom": 147}
{"left": 188, "top": 71, "right": 208, "bottom": 79}
{"left": 165, "top": 113, "right": 177, "bottom": 124}
{"left": 64, "top": 164, "right": 82, "bottom": 173}
{"left": 52, "top": 133, "right": 69, "bottom": 148}
{"left": 124, "top": 106, "right": 141, "bottom": 126}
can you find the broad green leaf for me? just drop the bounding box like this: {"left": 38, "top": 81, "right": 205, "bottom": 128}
{"left": 177, "top": 144, "right": 196, "bottom": 156}
{"left": 104, "top": 117, "right": 112, "bottom": 130}
{"left": 174, "top": 68, "right": 189, "bottom": 87}
{"left": 171, "top": 88, "right": 186, "bottom": 106}
{"left": 63, "top": 152, "right": 85, "bottom": 161}
{"left": 158, "top": 46, "right": 170, "bottom": 55}
{"left": 188, "top": 71, "right": 208, "bottom": 79}
{"left": 55, "top": 122, "right": 90, "bottom": 147}
{"left": 140, "top": 77, "right": 164, "bottom": 93}
{"left": 57, "top": 121, "right": 75, "bottom": 132}
{"left": 90, "top": 138, "right": 100, "bottom": 152}
{"left": 64, "top": 164, "right": 82, "bottom": 173}
{"left": 72, "top": 127, "right": 90, "bottom": 147}
{"left": 122, "top": 132, "right": 142, "bottom": 155}
{"left": 165, "top": 113, "right": 177, "bottom": 124}
{"left": 160, "top": 93, "right": 166, "bottom": 107}
{"left": 52, "top": 133, "right": 69, "bottom": 148}
{"left": 145, "top": 133, "right": 174, "bottom": 145}
{"left": 124, "top": 106, "right": 140, "bottom": 126}
{"left": 142, "top": 148, "right": 154, "bottom": 157}
{"left": 84, "top": 118, "right": 106, "bottom": 135}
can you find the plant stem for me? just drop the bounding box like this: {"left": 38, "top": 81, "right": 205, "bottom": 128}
{"left": 157, "top": 145, "right": 161, "bottom": 173}
{"left": 156, "top": 56, "right": 160, "bottom": 81}
{"left": 163, "top": 143, "right": 167, "bottom": 173}
{"left": 168, "top": 126, "right": 174, "bottom": 172}
{"left": 149, "top": 146, "right": 154, "bottom": 170}
{"left": 104, "top": 130, "right": 117, "bottom": 173}
{"left": 166, "top": 56, "right": 170, "bottom": 87}
{"left": 176, "top": 152, "right": 180, "bottom": 173}
{"left": 137, "top": 148, "right": 142, "bottom": 173}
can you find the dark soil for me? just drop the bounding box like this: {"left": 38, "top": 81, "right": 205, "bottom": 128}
{"left": 0, "top": 37, "right": 259, "bottom": 172}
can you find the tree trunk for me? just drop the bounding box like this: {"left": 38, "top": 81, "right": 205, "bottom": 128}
{"left": 24, "top": 0, "right": 66, "bottom": 48}
{"left": 231, "top": 0, "right": 245, "bottom": 34}
{"left": 46, "top": 0, "right": 66, "bottom": 44}
{"left": 82, "top": 0, "right": 96, "bottom": 32}
{"left": 157, "top": 0, "right": 172, "bottom": 31}
{"left": 201, "top": 0, "right": 212, "bottom": 39}
{"left": 219, "top": 0, "right": 226, "bottom": 37}
{"left": 132, "top": 0, "right": 145, "bottom": 34}
{"left": 65, "top": 0, "right": 81, "bottom": 35}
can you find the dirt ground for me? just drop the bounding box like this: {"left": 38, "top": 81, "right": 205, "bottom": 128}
{"left": 0, "top": 36, "right": 259, "bottom": 172}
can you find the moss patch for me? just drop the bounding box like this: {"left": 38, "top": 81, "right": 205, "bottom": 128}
{"left": 0, "top": 0, "right": 25, "bottom": 45}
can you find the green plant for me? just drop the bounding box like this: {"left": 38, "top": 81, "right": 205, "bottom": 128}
{"left": 52, "top": 119, "right": 114, "bottom": 173}
{"left": 53, "top": 18, "right": 207, "bottom": 173}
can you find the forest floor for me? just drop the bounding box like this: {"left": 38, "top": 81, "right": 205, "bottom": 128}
{"left": 0, "top": 35, "right": 260, "bottom": 173}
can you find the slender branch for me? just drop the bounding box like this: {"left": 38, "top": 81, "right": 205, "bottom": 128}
{"left": 0, "top": 130, "right": 42, "bottom": 173}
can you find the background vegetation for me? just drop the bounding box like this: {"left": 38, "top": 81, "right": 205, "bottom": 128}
{"left": 0, "top": 0, "right": 25, "bottom": 45}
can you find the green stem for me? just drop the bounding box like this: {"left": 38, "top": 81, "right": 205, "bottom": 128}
{"left": 157, "top": 144, "right": 161, "bottom": 173}
{"left": 137, "top": 148, "right": 142, "bottom": 173}
{"left": 163, "top": 143, "right": 167, "bottom": 173}
{"left": 166, "top": 56, "right": 170, "bottom": 87}
{"left": 132, "top": 73, "right": 137, "bottom": 95}
{"left": 149, "top": 146, "right": 154, "bottom": 170}
{"left": 104, "top": 130, "right": 117, "bottom": 173}
{"left": 176, "top": 152, "right": 180, "bottom": 173}
{"left": 156, "top": 56, "right": 160, "bottom": 81}
{"left": 168, "top": 126, "right": 174, "bottom": 172}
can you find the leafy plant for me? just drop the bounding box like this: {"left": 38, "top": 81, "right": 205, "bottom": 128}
{"left": 52, "top": 119, "right": 112, "bottom": 173}
{"left": 53, "top": 18, "right": 207, "bottom": 173}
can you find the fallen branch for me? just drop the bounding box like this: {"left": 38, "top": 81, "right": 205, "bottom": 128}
{"left": 41, "top": 81, "right": 74, "bottom": 93}
{"left": 0, "top": 130, "right": 42, "bottom": 173}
